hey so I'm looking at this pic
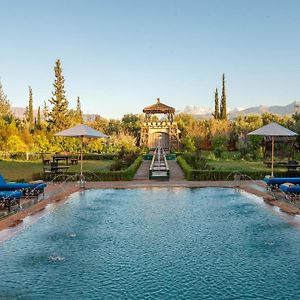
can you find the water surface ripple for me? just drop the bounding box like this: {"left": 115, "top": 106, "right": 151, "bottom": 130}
{"left": 0, "top": 188, "right": 300, "bottom": 299}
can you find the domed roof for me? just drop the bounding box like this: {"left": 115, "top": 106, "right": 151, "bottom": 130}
{"left": 143, "top": 98, "right": 175, "bottom": 114}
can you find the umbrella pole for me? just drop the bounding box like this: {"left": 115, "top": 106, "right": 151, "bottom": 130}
{"left": 271, "top": 136, "right": 274, "bottom": 177}
{"left": 80, "top": 136, "right": 84, "bottom": 188}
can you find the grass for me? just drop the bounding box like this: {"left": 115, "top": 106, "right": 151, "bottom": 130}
{"left": 208, "top": 160, "right": 286, "bottom": 172}
{"left": 0, "top": 160, "right": 114, "bottom": 181}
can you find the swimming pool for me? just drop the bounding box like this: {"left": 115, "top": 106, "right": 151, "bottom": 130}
{"left": 0, "top": 188, "right": 300, "bottom": 299}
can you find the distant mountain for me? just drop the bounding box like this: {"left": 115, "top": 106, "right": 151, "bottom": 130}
{"left": 11, "top": 107, "right": 99, "bottom": 122}
{"left": 229, "top": 102, "right": 297, "bottom": 118}
{"left": 180, "top": 101, "right": 298, "bottom": 119}
{"left": 11, "top": 101, "right": 299, "bottom": 121}
{"left": 11, "top": 107, "right": 27, "bottom": 119}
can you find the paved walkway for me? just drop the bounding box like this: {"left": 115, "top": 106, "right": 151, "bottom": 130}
{"left": 134, "top": 160, "right": 151, "bottom": 180}
{"left": 134, "top": 159, "right": 185, "bottom": 180}
{"left": 168, "top": 160, "right": 185, "bottom": 180}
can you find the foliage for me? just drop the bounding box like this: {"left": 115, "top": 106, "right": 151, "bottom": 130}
{"left": 177, "top": 155, "right": 287, "bottom": 181}
{"left": 211, "top": 134, "right": 229, "bottom": 158}
{"left": 183, "top": 152, "right": 209, "bottom": 169}
{"left": 48, "top": 59, "right": 70, "bottom": 132}
{"left": 33, "top": 156, "right": 143, "bottom": 181}
{"left": 7, "top": 135, "right": 28, "bottom": 152}
{"left": 213, "top": 88, "right": 219, "bottom": 119}
{"left": 25, "top": 86, "right": 34, "bottom": 128}
{"left": 220, "top": 73, "right": 227, "bottom": 120}
{"left": 110, "top": 149, "right": 139, "bottom": 171}
{"left": 121, "top": 113, "right": 141, "bottom": 140}
{"left": 182, "top": 137, "right": 196, "bottom": 152}
{"left": 75, "top": 96, "right": 83, "bottom": 124}
{"left": 0, "top": 80, "right": 12, "bottom": 120}
{"left": 0, "top": 57, "right": 298, "bottom": 165}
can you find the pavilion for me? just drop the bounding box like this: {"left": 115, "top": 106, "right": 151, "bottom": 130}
{"left": 140, "top": 98, "right": 180, "bottom": 150}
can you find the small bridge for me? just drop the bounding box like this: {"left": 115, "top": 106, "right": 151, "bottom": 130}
{"left": 149, "top": 146, "right": 170, "bottom": 180}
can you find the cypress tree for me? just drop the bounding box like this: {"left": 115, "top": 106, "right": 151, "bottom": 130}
{"left": 213, "top": 88, "right": 219, "bottom": 119}
{"left": 75, "top": 96, "right": 83, "bottom": 124}
{"left": 0, "top": 80, "right": 12, "bottom": 119}
{"left": 48, "top": 59, "right": 70, "bottom": 132}
{"left": 220, "top": 73, "right": 227, "bottom": 120}
{"left": 43, "top": 100, "right": 49, "bottom": 120}
{"left": 37, "top": 106, "right": 41, "bottom": 128}
{"left": 26, "top": 86, "right": 34, "bottom": 127}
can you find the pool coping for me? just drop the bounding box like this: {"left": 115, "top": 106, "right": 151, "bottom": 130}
{"left": 0, "top": 179, "right": 299, "bottom": 232}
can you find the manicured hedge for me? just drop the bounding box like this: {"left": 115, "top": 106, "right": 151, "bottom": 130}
{"left": 33, "top": 156, "right": 143, "bottom": 182}
{"left": 177, "top": 156, "right": 288, "bottom": 181}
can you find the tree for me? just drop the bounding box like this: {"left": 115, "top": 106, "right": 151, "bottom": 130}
{"left": 35, "top": 106, "right": 42, "bottom": 129}
{"left": 121, "top": 113, "right": 141, "bottom": 138}
{"left": 48, "top": 59, "right": 70, "bottom": 132}
{"left": 220, "top": 73, "right": 227, "bottom": 120}
{"left": 25, "top": 86, "right": 34, "bottom": 128}
{"left": 212, "top": 88, "right": 219, "bottom": 119}
{"left": 75, "top": 96, "right": 83, "bottom": 124}
{"left": 42, "top": 101, "right": 49, "bottom": 120}
{"left": 0, "top": 80, "right": 12, "bottom": 119}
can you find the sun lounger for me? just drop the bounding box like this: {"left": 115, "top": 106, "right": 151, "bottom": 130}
{"left": 279, "top": 183, "right": 300, "bottom": 195}
{"left": 0, "top": 175, "right": 47, "bottom": 197}
{"left": 263, "top": 176, "right": 300, "bottom": 188}
{"left": 0, "top": 190, "right": 22, "bottom": 209}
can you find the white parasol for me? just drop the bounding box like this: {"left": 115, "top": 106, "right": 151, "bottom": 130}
{"left": 248, "top": 122, "right": 298, "bottom": 176}
{"left": 55, "top": 124, "right": 108, "bottom": 186}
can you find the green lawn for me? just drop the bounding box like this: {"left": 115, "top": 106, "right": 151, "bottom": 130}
{"left": 0, "top": 160, "right": 114, "bottom": 181}
{"left": 208, "top": 160, "right": 286, "bottom": 172}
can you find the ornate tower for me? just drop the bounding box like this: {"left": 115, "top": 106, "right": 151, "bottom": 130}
{"left": 140, "top": 98, "right": 180, "bottom": 150}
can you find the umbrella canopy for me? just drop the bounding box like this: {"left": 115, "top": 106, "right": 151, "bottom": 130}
{"left": 55, "top": 124, "right": 108, "bottom": 186}
{"left": 54, "top": 124, "right": 108, "bottom": 139}
{"left": 247, "top": 122, "right": 298, "bottom": 138}
{"left": 248, "top": 122, "right": 298, "bottom": 176}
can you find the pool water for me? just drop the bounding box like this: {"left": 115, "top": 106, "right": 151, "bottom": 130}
{"left": 1, "top": 188, "right": 300, "bottom": 299}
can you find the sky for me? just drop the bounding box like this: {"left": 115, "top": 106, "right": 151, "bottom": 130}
{"left": 0, "top": 0, "right": 300, "bottom": 119}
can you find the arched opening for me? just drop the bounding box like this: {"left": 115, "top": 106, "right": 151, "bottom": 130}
{"left": 149, "top": 132, "right": 169, "bottom": 149}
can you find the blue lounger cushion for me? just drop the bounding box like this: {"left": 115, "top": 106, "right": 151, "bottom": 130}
{"left": 0, "top": 175, "right": 47, "bottom": 194}
{"left": 0, "top": 191, "right": 22, "bottom": 200}
{"left": 279, "top": 183, "right": 300, "bottom": 194}
{"left": 263, "top": 177, "right": 300, "bottom": 186}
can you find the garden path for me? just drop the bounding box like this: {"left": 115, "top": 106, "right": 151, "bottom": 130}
{"left": 134, "top": 159, "right": 185, "bottom": 180}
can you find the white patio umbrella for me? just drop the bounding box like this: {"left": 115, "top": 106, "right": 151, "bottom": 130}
{"left": 55, "top": 124, "right": 108, "bottom": 185}
{"left": 247, "top": 122, "right": 298, "bottom": 177}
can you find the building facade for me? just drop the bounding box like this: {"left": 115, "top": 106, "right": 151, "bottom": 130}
{"left": 140, "top": 98, "right": 180, "bottom": 150}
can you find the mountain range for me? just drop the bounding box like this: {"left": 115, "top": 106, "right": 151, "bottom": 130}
{"left": 11, "top": 101, "right": 299, "bottom": 120}
{"left": 180, "top": 101, "right": 299, "bottom": 119}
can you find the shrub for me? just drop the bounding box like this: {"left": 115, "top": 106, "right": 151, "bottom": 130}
{"left": 177, "top": 155, "right": 286, "bottom": 181}
{"left": 33, "top": 156, "right": 143, "bottom": 181}
{"left": 182, "top": 137, "right": 196, "bottom": 152}
{"left": 110, "top": 148, "right": 139, "bottom": 171}
{"left": 211, "top": 134, "right": 229, "bottom": 158}
{"left": 183, "top": 152, "right": 209, "bottom": 169}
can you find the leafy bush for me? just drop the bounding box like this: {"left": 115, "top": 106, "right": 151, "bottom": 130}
{"left": 110, "top": 148, "right": 139, "bottom": 171}
{"left": 182, "top": 137, "right": 196, "bottom": 152}
{"left": 33, "top": 156, "right": 143, "bottom": 181}
{"left": 177, "top": 155, "right": 286, "bottom": 180}
{"left": 183, "top": 152, "right": 209, "bottom": 169}
{"left": 211, "top": 134, "right": 229, "bottom": 158}
{"left": 220, "top": 151, "right": 241, "bottom": 161}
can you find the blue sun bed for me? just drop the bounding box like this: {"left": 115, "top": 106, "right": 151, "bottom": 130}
{"left": 0, "top": 190, "right": 22, "bottom": 200}
{"left": 0, "top": 175, "right": 47, "bottom": 197}
{"left": 279, "top": 183, "right": 300, "bottom": 194}
{"left": 0, "top": 190, "right": 22, "bottom": 209}
{"left": 263, "top": 176, "right": 300, "bottom": 188}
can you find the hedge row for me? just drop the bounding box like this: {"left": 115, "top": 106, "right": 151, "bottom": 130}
{"left": 33, "top": 156, "right": 143, "bottom": 182}
{"left": 177, "top": 156, "right": 288, "bottom": 181}
{"left": 0, "top": 152, "right": 118, "bottom": 161}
